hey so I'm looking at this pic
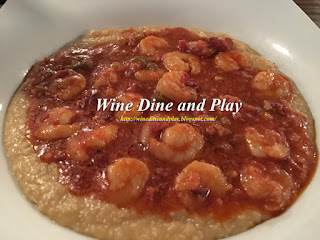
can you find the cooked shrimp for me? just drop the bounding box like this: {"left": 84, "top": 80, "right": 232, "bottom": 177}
{"left": 253, "top": 71, "right": 291, "bottom": 98}
{"left": 134, "top": 69, "right": 164, "bottom": 81}
{"left": 66, "top": 125, "right": 118, "bottom": 162}
{"left": 141, "top": 123, "right": 204, "bottom": 164}
{"left": 139, "top": 36, "right": 169, "bottom": 56}
{"left": 115, "top": 93, "right": 143, "bottom": 121}
{"left": 106, "top": 157, "right": 150, "bottom": 205}
{"left": 245, "top": 127, "right": 289, "bottom": 159}
{"left": 34, "top": 108, "right": 81, "bottom": 141}
{"left": 163, "top": 51, "right": 201, "bottom": 74}
{"left": 156, "top": 71, "right": 197, "bottom": 102}
{"left": 55, "top": 71, "right": 86, "bottom": 100}
{"left": 94, "top": 68, "right": 118, "bottom": 88}
{"left": 175, "top": 161, "right": 231, "bottom": 207}
{"left": 140, "top": 120, "right": 170, "bottom": 146}
{"left": 214, "top": 51, "right": 250, "bottom": 72}
{"left": 240, "top": 164, "right": 293, "bottom": 211}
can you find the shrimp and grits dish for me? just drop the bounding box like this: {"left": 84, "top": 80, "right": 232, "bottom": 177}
{"left": 4, "top": 26, "right": 318, "bottom": 240}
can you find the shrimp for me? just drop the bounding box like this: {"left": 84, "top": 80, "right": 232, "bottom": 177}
{"left": 135, "top": 69, "right": 164, "bottom": 81}
{"left": 114, "top": 93, "right": 143, "bottom": 121}
{"left": 140, "top": 123, "right": 204, "bottom": 164}
{"left": 140, "top": 120, "right": 170, "bottom": 146}
{"left": 139, "top": 36, "right": 169, "bottom": 56}
{"left": 240, "top": 164, "right": 293, "bottom": 211}
{"left": 34, "top": 108, "right": 81, "bottom": 141}
{"left": 156, "top": 71, "right": 197, "bottom": 102}
{"left": 163, "top": 51, "right": 201, "bottom": 75}
{"left": 52, "top": 71, "right": 86, "bottom": 100}
{"left": 175, "top": 161, "right": 232, "bottom": 207}
{"left": 253, "top": 71, "right": 291, "bottom": 98}
{"left": 106, "top": 157, "right": 150, "bottom": 205}
{"left": 214, "top": 51, "right": 250, "bottom": 72}
{"left": 94, "top": 68, "right": 118, "bottom": 88}
{"left": 245, "top": 127, "right": 289, "bottom": 159}
{"left": 66, "top": 125, "right": 118, "bottom": 162}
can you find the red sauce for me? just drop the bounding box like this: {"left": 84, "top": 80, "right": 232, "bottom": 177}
{"left": 23, "top": 27, "right": 318, "bottom": 221}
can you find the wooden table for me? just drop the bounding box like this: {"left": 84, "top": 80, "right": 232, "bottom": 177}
{"left": 294, "top": 0, "right": 320, "bottom": 27}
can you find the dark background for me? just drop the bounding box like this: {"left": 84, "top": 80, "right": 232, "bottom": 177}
{"left": 295, "top": 0, "right": 320, "bottom": 26}
{"left": 0, "top": 0, "right": 319, "bottom": 27}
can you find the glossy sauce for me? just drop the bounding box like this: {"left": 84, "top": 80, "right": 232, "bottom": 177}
{"left": 24, "top": 28, "right": 317, "bottom": 221}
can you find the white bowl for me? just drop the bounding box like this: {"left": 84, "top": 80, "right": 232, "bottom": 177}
{"left": 0, "top": 0, "right": 319, "bottom": 239}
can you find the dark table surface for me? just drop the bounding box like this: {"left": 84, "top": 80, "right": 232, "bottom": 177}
{"left": 294, "top": 0, "right": 320, "bottom": 27}
{"left": 0, "top": 0, "right": 319, "bottom": 28}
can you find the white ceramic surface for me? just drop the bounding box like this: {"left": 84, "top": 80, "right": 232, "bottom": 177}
{"left": 0, "top": 0, "right": 319, "bottom": 239}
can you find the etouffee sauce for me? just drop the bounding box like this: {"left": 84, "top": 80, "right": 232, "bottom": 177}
{"left": 23, "top": 27, "right": 317, "bottom": 222}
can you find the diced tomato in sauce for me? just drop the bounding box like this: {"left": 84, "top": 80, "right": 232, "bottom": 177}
{"left": 23, "top": 27, "right": 317, "bottom": 221}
